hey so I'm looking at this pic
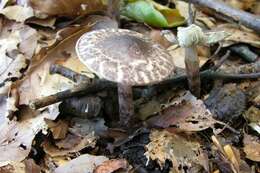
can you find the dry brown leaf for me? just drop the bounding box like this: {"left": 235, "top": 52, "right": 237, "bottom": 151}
{"left": 29, "top": 0, "right": 106, "bottom": 17}
{"left": 147, "top": 91, "right": 216, "bottom": 132}
{"left": 243, "top": 106, "right": 260, "bottom": 134}
{"left": 0, "top": 105, "right": 59, "bottom": 164}
{"left": 45, "top": 120, "right": 69, "bottom": 140}
{"left": 0, "top": 5, "right": 34, "bottom": 22}
{"left": 145, "top": 130, "right": 208, "bottom": 172}
{"left": 18, "top": 25, "right": 93, "bottom": 105}
{"left": 43, "top": 133, "right": 96, "bottom": 157}
{"left": 212, "top": 136, "right": 251, "bottom": 173}
{"left": 214, "top": 24, "right": 260, "bottom": 48}
{"left": 54, "top": 154, "right": 108, "bottom": 173}
{"left": 243, "top": 134, "right": 260, "bottom": 162}
{"left": 94, "top": 159, "right": 128, "bottom": 173}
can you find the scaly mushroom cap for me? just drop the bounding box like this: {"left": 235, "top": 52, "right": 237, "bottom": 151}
{"left": 76, "top": 29, "right": 175, "bottom": 85}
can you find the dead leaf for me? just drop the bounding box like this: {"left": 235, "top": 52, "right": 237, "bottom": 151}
{"left": 243, "top": 134, "right": 260, "bottom": 162}
{"left": 29, "top": 0, "right": 106, "bottom": 17}
{"left": 17, "top": 25, "right": 93, "bottom": 105}
{"left": 0, "top": 105, "right": 59, "bottom": 164}
{"left": 212, "top": 135, "right": 251, "bottom": 173}
{"left": 43, "top": 132, "right": 96, "bottom": 157}
{"left": 24, "top": 159, "right": 41, "bottom": 173}
{"left": 54, "top": 154, "right": 108, "bottom": 173}
{"left": 243, "top": 106, "right": 260, "bottom": 134}
{"left": 147, "top": 91, "right": 216, "bottom": 132}
{"left": 214, "top": 24, "right": 260, "bottom": 48}
{"left": 145, "top": 130, "right": 208, "bottom": 172}
{"left": 45, "top": 119, "right": 69, "bottom": 140}
{"left": 94, "top": 159, "right": 128, "bottom": 173}
{"left": 0, "top": 5, "right": 34, "bottom": 22}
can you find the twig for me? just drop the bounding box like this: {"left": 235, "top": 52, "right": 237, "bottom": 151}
{"left": 182, "top": 0, "right": 260, "bottom": 34}
{"left": 211, "top": 50, "right": 230, "bottom": 71}
{"left": 50, "top": 64, "right": 90, "bottom": 83}
{"left": 29, "top": 70, "right": 260, "bottom": 109}
{"left": 29, "top": 80, "right": 117, "bottom": 109}
{"left": 230, "top": 44, "right": 259, "bottom": 62}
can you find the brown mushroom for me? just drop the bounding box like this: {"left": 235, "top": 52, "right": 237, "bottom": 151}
{"left": 76, "top": 29, "right": 175, "bottom": 127}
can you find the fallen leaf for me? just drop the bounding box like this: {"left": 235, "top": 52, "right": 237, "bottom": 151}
{"left": 94, "top": 159, "right": 128, "bottom": 173}
{"left": 29, "top": 0, "right": 106, "bottom": 17}
{"left": 243, "top": 134, "right": 260, "bottom": 162}
{"left": 145, "top": 130, "right": 208, "bottom": 172}
{"left": 0, "top": 5, "right": 34, "bottom": 22}
{"left": 0, "top": 105, "right": 59, "bottom": 164}
{"left": 215, "top": 24, "right": 260, "bottom": 48}
{"left": 54, "top": 154, "right": 108, "bottom": 173}
{"left": 18, "top": 25, "right": 93, "bottom": 105}
{"left": 205, "top": 84, "right": 246, "bottom": 122}
{"left": 45, "top": 119, "right": 69, "bottom": 140}
{"left": 147, "top": 91, "right": 216, "bottom": 132}
{"left": 43, "top": 132, "right": 96, "bottom": 157}
{"left": 243, "top": 106, "right": 260, "bottom": 134}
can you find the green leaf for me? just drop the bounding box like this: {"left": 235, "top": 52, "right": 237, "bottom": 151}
{"left": 122, "top": 0, "right": 185, "bottom": 28}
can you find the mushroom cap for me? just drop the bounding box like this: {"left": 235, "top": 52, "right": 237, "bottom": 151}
{"left": 76, "top": 29, "right": 175, "bottom": 86}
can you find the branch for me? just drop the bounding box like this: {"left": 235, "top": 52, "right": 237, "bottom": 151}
{"left": 29, "top": 80, "right": 117, "bottom": 109}
{"left": 29, "top": 69, "right": 260, "bottom": 110}
{"left": 182, "top": 0, "right": 260, "bottom": 34}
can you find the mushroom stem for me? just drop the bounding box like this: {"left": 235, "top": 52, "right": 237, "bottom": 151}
{"left": 118, "top": 83, "right": 134, "bottom": 127}
{"left": 185, "top": 45, "right": 201, "bottom": 97}
{"left": 108, "top": 0, "right": 120, "bottom": 24}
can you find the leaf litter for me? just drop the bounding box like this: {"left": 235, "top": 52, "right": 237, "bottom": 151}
{"left": 0, "top": 0, "right": 259, "bottom": 172}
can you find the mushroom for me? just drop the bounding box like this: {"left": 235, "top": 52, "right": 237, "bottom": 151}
{"left": 76, "top": 29, "right": 175, "bottom": 126}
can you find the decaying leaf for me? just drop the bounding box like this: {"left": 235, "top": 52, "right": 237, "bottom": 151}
{"left": 94, "top": 159, "right": 128, "bottom": 173}
{"left": 243, "top": 134, "right": 260, "bottom": 162}
{"left": 0, "top": 159, "right": 41, "bottom": 173}
{"left": 54, "top": 154, "right": 108, "bottom": 173}
{"left": 29, "top": 0, "right": 106, "bottom": 17}
{"left": 43, "top": 132, "right": 96, "bottom": 157}
{"left": 0, "top": 5, "right": 34, "bottom": 22}
{"left": 212, "top": 136, "right": 251, "bottom": 173}
{"left": 214, "top": 24, "right": 260, "bottom": 48}
{"left": 45, "top": 119, "right": 69, "bottom": 140}
{"left": 243, "top": 106, "right": 260, "bottom": 134}
{"left": 0, "top": 105, "right": 59, "bottom": 164}
{"left": 18, "top": 25, "right": 93, "bottom": 105}
{"left": 147, "top": 91, "right": 216, "bottom": 132}
{"left": 145, "top": 130, "right": 208, "bottom": 172}
{"left": 205, "top": 84, "right": 246, "bottom": 122}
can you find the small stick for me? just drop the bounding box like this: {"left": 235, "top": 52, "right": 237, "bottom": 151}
{"left": 29, "top": 80, "right": 117, "bottom": 109}
{"left": 211, "top": 50, "right": 230, "bottom": 71}
{"left": 50, "top": 64, "right": 90, "bottom": 83}
{"left": 182, "top": 0, "right": 260, "bottom": 34}
{"left": 230, "top": 44, "right": 259, "bottom": 62}
{"left": 29, "top": 70, "right": 260, "bottom": 110}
